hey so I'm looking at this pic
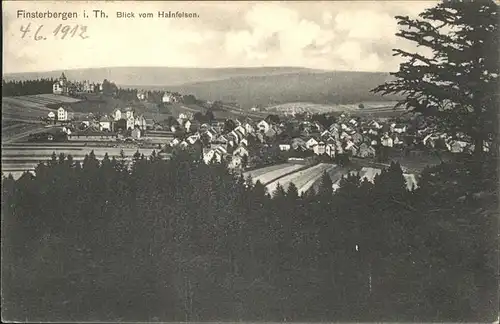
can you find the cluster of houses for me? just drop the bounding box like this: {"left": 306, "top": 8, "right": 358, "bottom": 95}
{"left": 165, "top": 110, "right": 485, "bottom": 169}
{"left": 47, "top": 106, "right": 158, "bottom": 142}
{"left": 52, "top": 72, "right": 100, "bottom": 95}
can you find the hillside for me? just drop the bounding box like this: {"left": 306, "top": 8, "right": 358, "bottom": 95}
{"left": 164, "top": 71, "right": 401, "bottom": 109}
{"left": 3, "top": 66, "right": 325, "bottom": 87}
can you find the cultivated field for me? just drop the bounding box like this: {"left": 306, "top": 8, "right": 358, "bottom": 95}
{"left": 245, "top": 163, "right": 305, "bottom": 185}
{"left": 2, "top": 145, "right": 161, "bottom": 179}
{"left": 2, "top": 124, "right": 57, "bottom": 144}
{"left": 2, "top": 94, "right": 83, "bottom": 122}
{"left": 266, "top": 163, "right": 336, "bottom": 196}
{"left": 267, "top": 101, "right": 404, "bottom": 117}
{"left": 243, "top": 163, "right": 293, "bottom": 179}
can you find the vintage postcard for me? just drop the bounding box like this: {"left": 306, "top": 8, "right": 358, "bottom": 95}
{"left": 2, "top": 0, "right": 498, "bottom": 322}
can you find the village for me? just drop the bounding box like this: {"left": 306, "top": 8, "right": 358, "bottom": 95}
{"left": 35, "top": 72, "right": 483, "bottom": 174}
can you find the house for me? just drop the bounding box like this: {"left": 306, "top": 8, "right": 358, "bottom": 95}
{"left": 203, "top": 146, "right": 227, "bottom": 164}
{"left": 325, "top": 142, "right": 336, "bottom": 157}
{"left": 352, "top": 133, "right": 363, "bottom": 144}
{"left": 369, "top": 120, "right": 383, "bottom": 129}
{"left": 256, "top": 133, "right": 266, "bottom": 143}
{"left": 202, "top": 130, "right": 215, "bottom": 143}
{"left": 314, "top": 141, "right": 326, "bottom": 155}
{"left": 257, "top": 120, "right": 271, "bottom": 133}
{"left": 393, "top": 124, "right": 407, "bottom": 134}
{"left": 126, "top": 116, "right": 135, "bottom": 130}
{"left": 291, "top": 138, "right": 307, "bottom": 151}
{"left": 233, "top": 144, "right": 249, "bottom": 158}
{"left": 250, "top": 107, "right": 258, "bottom": 112}
{"left": 184, "top": 120, "right": 192, "bottom": 132}
{"left": 447, "top": 140, "right": 468, "bottom": 153}
{"left": 229, "top": 155, "right": 243, "bottom": 169}
{"left": 187, "top": 134, "right": 200, "bottom": 145}
{"left": 349, "top": 118, "right": 358, "bottom": 127}
{"left": 393, "top": 135, "right": 404, "bottom": 146}
{"left": 57, "top": 106, "right": 73, "bottom": 121}
{"left": 240, "top": 138, "right": 248, "bottom": 147}
{"left": 99, "top": 116, "right": 114, "bottom": 131}
{"left": 52, "top": 72, "right": 68, "bottom": 95}
{"left": 162, "top": 92, "right": 175, "bottom": 103}
{"left": 53, "top": 82, "right": 64, "bottom": 95}
{"left": 234, "top": 129, "right": 245, "bottom": 142}
{"left": 329, "top": 123, "right": 340, "bottom": 133}
{"left": 235, "top": 125, "right": 246, "bottom": 136}
{"left": 113, "top": 108, "right": 122, "bottom": 121}
{"left": 279, "top": 143, "right": 291, "bottom": 151}
{"left": 340, "top": 131, "right": 350, "bottom": 140}
{"left": 179, "top": 140, "right": 189, "bottom": 148}
{"left": 47, "top": 111, "right": 55, "bottom": 119}
{"left": 178, "top": 113, "right": 189, "bottom": 123}
{"left": 321, "top": 130, "right": 331, "bottom": 138}
{"left": 345, "top": 140, "right": 358, "bottom": 155}
{"left": 62, "top": 126, "right": 72, "bottom": 135}
{"left": 67, "top": 130, "right": 118, "bottom": 142}
{"left": 124, "top": 107, "right": 134, "bottom": 120}
{"left": 381, "top": 135, "right": 394, "bottom": 147}
{"left": 136, "top": 91, "right": 146, "bottom": 101}
{"left": 358, "top": 143, "right": 376, "bottom": 158}
{"left": 215, "top": 135, "right": 228, "bottom": 144}
{"left": 170, "top": 138, "right": 180, "bottom": 147}
{"left": 134, "top": 115, "right": 147, "bottom": 130}
{"left": 306, "top": 137, "right": 319, "bottom": 150}
{"left": 131, "top": 127, "right": 141, "bottom": 139}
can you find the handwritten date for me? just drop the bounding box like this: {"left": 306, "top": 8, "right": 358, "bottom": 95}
{"left": 20, "top": 23, "right": 89, "bottom": 40}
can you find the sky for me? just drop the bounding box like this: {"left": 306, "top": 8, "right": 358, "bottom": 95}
{"left": 3, "top": 1, "right": 437, "bottom": 74}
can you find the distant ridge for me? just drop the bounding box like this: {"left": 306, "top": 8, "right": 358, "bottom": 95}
{"left": 2, "top": 66, "right": 327, "bottom": 86}
{"left": 3, "top": 67, "right": 400, "bottom": 109}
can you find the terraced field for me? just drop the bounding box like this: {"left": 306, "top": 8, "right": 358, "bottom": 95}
{"left": 243, "top": 163, "right": 305, "bottom": 185}
{"left": 266, "top": 163, "right": 336, "bottom": 196}
{"left": 243, "top": 163, "right": 293, "bottom": 180}
{"left": 1, "top": 145, "right": 162, "bottom": 179}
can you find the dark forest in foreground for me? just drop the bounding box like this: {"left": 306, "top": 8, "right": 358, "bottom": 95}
{"left": 2, "top": 148, "right": 498, "bottom": 322}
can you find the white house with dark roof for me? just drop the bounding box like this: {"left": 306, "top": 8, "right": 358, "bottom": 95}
{"left": 257, "top": 120, "right": 270, "bottom": 133}
{"left": 112, "top": 108, "right": 122, "bottom": 121}
{"left": 57, "top": 106, "right": 73, "bottom": 121}
{"left": 306, "top": 137, "right": 319, "bottom": 150}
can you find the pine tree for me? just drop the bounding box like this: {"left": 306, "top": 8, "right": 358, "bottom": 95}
{"left": 287, "top": 182, "right": 299, "bottom": 201}
{"left": 318, "top": 171, "right": 333, "bottom": 197}
{"left": 371, "top": 1, "right": 499, "bottom": 156}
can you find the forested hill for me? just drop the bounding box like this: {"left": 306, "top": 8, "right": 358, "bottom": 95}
{"left": 2, "top": 149, "right": 497, "bottom": 322}
{"left": 140, "top": 71, "right": 402, "bottom": 109}
{"left": 2, "top": 66, "right": 326, "bottom": 86}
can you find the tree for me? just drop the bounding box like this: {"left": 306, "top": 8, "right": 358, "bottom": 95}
{"left": 223, "top": 119, "right": 236, "bottom": 133}
{"left": 193, "top": 112, "right": 206, "bottom": 123}
{"left": 205, "top": 110, "right": 215, "bottom": 123}
{"left": 211, "top": 101, "right": 223, "bottom": 111}
{"left": 318, "top": 171, "right": 333, "bottom": 197}
{"left": 241, "top": 154, "right": 249, "bottom": 169}
{"left": 371, "top": 1, "right": 499, "bottom": 156}
{"left": 266, "top": 114, "right": 280, "bottom": 125}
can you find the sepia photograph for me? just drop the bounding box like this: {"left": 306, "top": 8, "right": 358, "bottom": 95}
{"left": 1, "top": 0, "right": 499, "bottom": 322}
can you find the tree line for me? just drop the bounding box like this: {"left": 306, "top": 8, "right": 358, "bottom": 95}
{"left": 2, "top": 148, "right": 497, "bottom": 322}
{"left": 2, "top": 78, "right": 55, "bottom": 96}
